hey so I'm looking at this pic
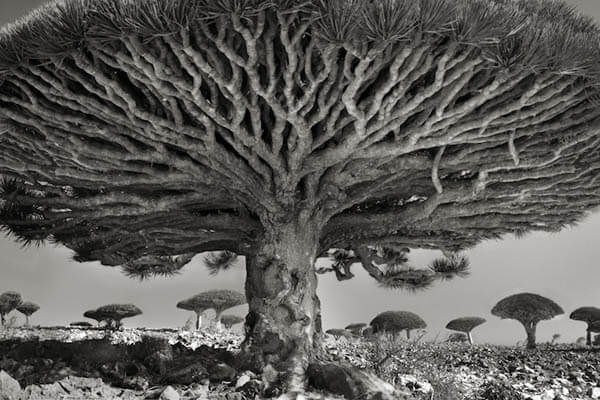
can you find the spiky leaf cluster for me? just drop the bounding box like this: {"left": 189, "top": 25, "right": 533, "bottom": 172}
{"left": 204, "top": 251, "right": 239, "bottom": 276}
{"left": 121, "top": 253, "right": 194, "bottom": 280}
{"left": 429, "top": 254, "right": 470, "bottom": 280}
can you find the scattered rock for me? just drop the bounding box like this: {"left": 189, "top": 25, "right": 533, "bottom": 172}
{"left": 159, "top": 385, "right": 179, "bottom": 400}
{"left": 588, "top": 386, "right": 600, "bottom": 399}
{"left": 0, "top": 371, "right": 21, "bottom": 400}
{"left": 235, "top": 373, "right": 251, "bottom": 389}
{"left": 208, "top": 363, "right": 236, "bottom": 382}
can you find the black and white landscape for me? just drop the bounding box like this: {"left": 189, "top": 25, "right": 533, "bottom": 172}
{"left": 1, "top": 0, "right": 600, "bottom": 399}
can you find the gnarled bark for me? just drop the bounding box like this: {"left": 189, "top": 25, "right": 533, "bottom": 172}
{"left": 524, "top": 322, "right": 537, "bottom": 349}
{"left": 240, "top": 219, "right": 322, "bottom": 393}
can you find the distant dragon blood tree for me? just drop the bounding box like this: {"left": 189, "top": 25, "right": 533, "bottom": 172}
{"left": 569, "top": 307, "right": 600, "bottom": 346}
{"left": 445, "top": 316, "right": 486, "bottom": 344}
{"left": 1, "top": 0, "right": 600, "bottom": 394}
{"left": 0, "top": 291, "right": 22, "bottom": 326}
{"left": 491, "top": 292, "right": 563, "bottom": 349}
{"left": 176, "top": 289, "right": 246, "bottom": 329}
{"left": 16, "top": 301, "right": 40, "bottom": 326}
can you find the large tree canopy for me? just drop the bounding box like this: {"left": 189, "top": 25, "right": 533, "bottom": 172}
{"left": 0, "top": 0, "right": 600, "bottom": 268}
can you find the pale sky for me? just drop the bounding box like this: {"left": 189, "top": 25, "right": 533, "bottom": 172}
{"left": 0, "top": 0, "right": 599, "bottom": 345}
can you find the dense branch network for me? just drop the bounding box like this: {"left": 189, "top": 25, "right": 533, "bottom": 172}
{"left": 1, "top": 0, "right": 600, "bottom": 275}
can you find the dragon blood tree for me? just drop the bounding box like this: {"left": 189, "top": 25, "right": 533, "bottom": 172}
{"left": 569, "top": 307, "right": 600, "bottom": 346}
{"left": 445, "top": 316, "right": 486, "bottom": 344}
{"left": 176, "top": 289, "right": 246, "bottom": 329}
{"left": 491, "top": 292, "right": 563, "bottom": 349}
{"left": 0, "top": 291, "right": 22, "bottom": 326}
{"left": 1, "top": 0, "right": 600, "bottom": 393}
{"left": 370, "top": 310, "right": 427, "bottom": 339}
{"left": 16, "top": 301, "right": 40, "bottom": 326}
{"left": 93, "top": 304, "right": 143, "bottom": 329}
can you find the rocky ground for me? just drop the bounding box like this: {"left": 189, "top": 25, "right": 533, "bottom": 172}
{"left": 0, "top": 327, "right": 599, "bottom": 399}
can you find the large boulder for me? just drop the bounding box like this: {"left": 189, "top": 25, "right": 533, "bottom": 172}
{"left": 0, "top": 371, "right": 21, "bottom": 400}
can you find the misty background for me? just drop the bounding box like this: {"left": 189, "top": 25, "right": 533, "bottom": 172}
{"left": 1, "top": 0, "right": 599, "bottom": 345}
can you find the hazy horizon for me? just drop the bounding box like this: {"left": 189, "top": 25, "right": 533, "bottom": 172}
{"left": 1, "top": 0, "right": 600, "bottom": 346}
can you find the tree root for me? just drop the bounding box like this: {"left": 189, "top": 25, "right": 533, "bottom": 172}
{"left": 306, "top": 362, "right": 414, "bottom": 399}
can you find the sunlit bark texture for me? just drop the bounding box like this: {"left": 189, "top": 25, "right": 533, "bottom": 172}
{"left": 2, "top": 0, "right": 600, "bottom": 393}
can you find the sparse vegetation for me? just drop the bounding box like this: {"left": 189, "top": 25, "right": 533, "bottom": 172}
{"left": 446, "top": 332, "right": 468, "bottom": 343}
{"left": 491, "top": 293, "right": 564, "bottom": 349}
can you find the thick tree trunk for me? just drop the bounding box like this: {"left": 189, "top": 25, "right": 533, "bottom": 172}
{"left": 25, "top": 315, "right": 30, "bottom": 326}
{"left": 467, "top": 331, "right": 473, "bottom": 345}
{"left": 586, "top": 329, "right": 591, "bottom": 346}
{"left": 195, "top": 312, "right": 201, "bottom": 330}
{"left": 524, "top": 322, "right": 537, "bottom": 349}
{"left": 240, "top": 219, "right": 322, "bottom": 393}
{"left": 406, "top": 330, "right": 411, "bottom": 340}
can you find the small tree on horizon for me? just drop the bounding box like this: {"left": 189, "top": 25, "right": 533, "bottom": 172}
{"left": 0, "top": 292, "right": 22, "bottom": 327}
{"left": 87, "top": 304, "right": 142, "bottom": 329}
{"left": 2, "top": 0, "right": 600, "bottom": 394}
{"left": 569, "top": 306, "right": 600, "bottom": 346}
{"left": 16, "top": 301, "right": 40, "bottom": 326}
{"left": 491, "top": 293, "right": 563, "bottom": 349}
{"left": 370, "top": 310, "right": 427, "bottom": 339}
{"left": 177, "top": 289, "right": 246, "bottom": 330}
{"left": 445, "top": 316, "right": 486, "bottom": 344}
